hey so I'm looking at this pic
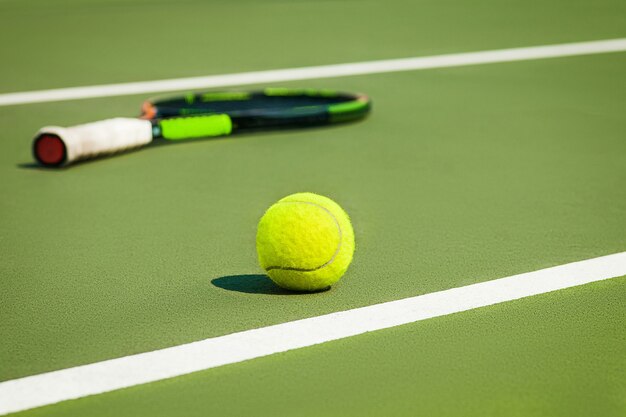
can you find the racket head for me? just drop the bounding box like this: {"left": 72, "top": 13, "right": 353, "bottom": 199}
{"left": 141, "top": 89, "right": 371, "bottom": 133}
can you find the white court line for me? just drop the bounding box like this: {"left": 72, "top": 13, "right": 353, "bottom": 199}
{"left": 1, "top": 253, "right": 625, "bottom": 415}
{"left": 1, "top": 38, "right": 626, "bottom": 107}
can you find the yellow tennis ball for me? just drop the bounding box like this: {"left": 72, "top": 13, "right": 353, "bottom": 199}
{"left": 256, "top": 192, "right": 355, "bottom": 292}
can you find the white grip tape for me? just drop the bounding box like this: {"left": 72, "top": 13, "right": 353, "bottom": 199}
{"left": 37, "top": 118, "right": 153, "bottom": 164}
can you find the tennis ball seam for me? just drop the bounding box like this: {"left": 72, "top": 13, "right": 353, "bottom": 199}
{"left": 264, "top": 201, "right": 342, "bottom": 272}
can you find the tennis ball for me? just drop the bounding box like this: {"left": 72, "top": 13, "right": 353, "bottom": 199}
{"left": 256, "top": 192, "right": 355, "bottom": 292}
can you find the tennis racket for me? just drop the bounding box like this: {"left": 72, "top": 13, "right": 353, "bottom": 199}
{"left": 33, "top": 88, "right": 371, "bottom": 167}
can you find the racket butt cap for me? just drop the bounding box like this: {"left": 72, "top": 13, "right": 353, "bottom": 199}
{"left": 33, "top": 133, "right": 67, "bottom": 166}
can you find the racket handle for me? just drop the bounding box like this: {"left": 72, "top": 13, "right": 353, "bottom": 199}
{"left": 33, "top": 118, "right": 153, "bottom": 166}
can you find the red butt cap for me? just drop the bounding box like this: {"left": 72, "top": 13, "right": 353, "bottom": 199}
{"left": 34, "top": 134, "right": 66, "bottom": 166}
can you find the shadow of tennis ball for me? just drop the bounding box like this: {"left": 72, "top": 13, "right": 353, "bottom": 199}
{"left": 211, "top": 274, "right": 331, "bottom": 295}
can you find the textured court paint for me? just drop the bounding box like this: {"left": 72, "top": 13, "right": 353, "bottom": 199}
{"left": 1, "top": 0, "right": 625, "bottom": 415}
{"left": 14, "top": 277, "right": 625, "bottom": 417}
{"left": 0, "top": 253, "right": 624, "bottom": 415}
{"left": 2, "top": 53, "right": 626, "bottom": 383}
{"left": 1, "top": 0, "right": 626, "bottom": 95}
{"left": 1, "top": 39, "right": 625, "bottom": 106}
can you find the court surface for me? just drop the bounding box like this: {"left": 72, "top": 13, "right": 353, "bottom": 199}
{"left": 1, "top": 0, "right": 625, "bottom": 416}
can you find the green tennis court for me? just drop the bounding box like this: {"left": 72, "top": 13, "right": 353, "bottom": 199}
{"left": 1, "top": 0, "right": 625, "bottom": 416}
